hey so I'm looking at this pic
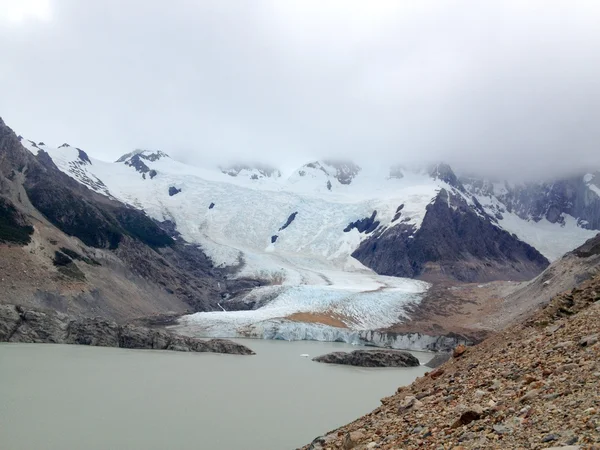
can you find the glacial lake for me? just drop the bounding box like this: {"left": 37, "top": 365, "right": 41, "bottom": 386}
{"left": 0, "top": 340, "right": 430, "bottom": 450}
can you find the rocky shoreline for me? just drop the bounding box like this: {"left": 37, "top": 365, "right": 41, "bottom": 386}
{"left": 302, "top": 275, "right": 600, "bottom": 449}
{"left": 313, "top": 349, "right": 421, "bottom": 368}
{"left": 0, "top": 304, "right": 254, "bottom": 355}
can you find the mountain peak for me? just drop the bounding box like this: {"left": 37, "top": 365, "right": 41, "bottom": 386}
{"left": 428, "top": 162, "right": 465, "bottom": 192}
{"left": 298, "top": 159, "right": 361, "bottom": 186}
{"left": 116, "top": 149, "right": 170, "bottom": 163}
{"left": 220, "top": 163, "right": 281, "bottom": 179}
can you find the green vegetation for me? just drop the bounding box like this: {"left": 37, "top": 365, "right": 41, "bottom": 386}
{"left": 53, "top": 250, "right": 86, "bottom": 281}
{"left": 59, "top": 247, "right": 101, "bottom": 266}
{"left": 0, "top": 198, "right": 34, "bottom": 245}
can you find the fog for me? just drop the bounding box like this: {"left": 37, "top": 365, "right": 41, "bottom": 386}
{"left": 1, "top": 0, "right": 600, "bottom": 179}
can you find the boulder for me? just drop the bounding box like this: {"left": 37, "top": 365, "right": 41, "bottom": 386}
{"left": 0, "top": 304, "right": 21, "bottom": 340}
{"left": 66, "top": 317, "right": 120, "bottom": 347}
{"left": 8, "top": 307, "right": 69, "bottom": 343}
{"left": 425, "top": 352, "right": 451, "bottom": 368}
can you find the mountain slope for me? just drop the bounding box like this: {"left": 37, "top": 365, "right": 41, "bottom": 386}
{"left": 0, "top": 118, "right": 226, "bottom": 322}
{"left": 5, "top": 116, "right": 600, "bottom": 340}
{"left": 352, "top": 188, "right": 549, "bottom": 282}
{"left": 303, "top": 268, "right": 600, "bottom": 449}
{"left": 18, "top": 139, "right": 566, "bottom": 284}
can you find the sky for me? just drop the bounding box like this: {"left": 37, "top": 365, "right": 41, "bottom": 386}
{"left": 1, "top": 0, "right": 600, "bottom": 179}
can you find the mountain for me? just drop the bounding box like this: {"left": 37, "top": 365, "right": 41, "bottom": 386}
{"left": 3, "top": 116, "right": 600, "bottom": 339}
{"left": 0, "top": 119, "right": 234, "bottom": 322}
{"left": 17, "top": 139, "right": 565, "bottom": 284}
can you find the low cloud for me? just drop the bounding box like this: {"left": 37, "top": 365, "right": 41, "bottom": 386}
{"left": 2, "top": 0, "right": 600, "bottom": 179}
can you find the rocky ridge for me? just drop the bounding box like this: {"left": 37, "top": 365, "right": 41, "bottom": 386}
{"left": 462, "top": 173, "right": 600, "bottom": 230}
{"left": 0, "top": 304, "right": 254, "bottom": 355}
{"left": 302, "top": 274, "right": 600, "bottom": 449}
{"left": 352, "top": 188, "right": 549, "bottom": 282}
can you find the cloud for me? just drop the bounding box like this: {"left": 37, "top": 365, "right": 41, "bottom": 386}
{"left": 1, "top": 0, "right": 600, "bottom": 179}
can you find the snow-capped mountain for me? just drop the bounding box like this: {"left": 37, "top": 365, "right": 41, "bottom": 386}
{"left": 220, "top": 162, "right": 281, "bottom": 180}
{"left": 8, "top": 125, "right": 600, "bottom": 342}
{"left": 21, "top": 138, "right": 599, "bottom": 273}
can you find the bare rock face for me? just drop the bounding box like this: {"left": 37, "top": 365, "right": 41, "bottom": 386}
{"left": 313, "top": 349, "right": 420, "bottom": 367}
{"left": 352, "top": 189, "right": 549, "bottom": 282}
{"left": 573, "top": 233, "right": 600, "bottom": 258}
{"left": 0, "top": 305, "right": 254, "bottom": 355}
{"left": 67, "top": 317, "right": 120, "bottom": 346}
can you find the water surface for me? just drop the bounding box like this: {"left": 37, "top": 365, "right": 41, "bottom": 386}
{"left": 0, "top": 340, "right": 430, "bottom": 450}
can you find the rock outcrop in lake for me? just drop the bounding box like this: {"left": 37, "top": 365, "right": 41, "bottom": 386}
{"left": 313, "top": 349, "right": 420, "bottom": 367}
{"left": 0, "top": 304, "right": 254, "bottom": 355}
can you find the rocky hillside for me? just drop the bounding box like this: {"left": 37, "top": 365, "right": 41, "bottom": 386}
{"left": 303, "top": 272, "right": 600, "bottom": 449}
{"left": 0, "top": 117, "right": 234, "bottom": 322}
{"left": 353, "top": 188, "right": 549, "bottom": 282}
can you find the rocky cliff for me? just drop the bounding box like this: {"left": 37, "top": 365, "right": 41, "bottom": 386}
{"left": 462, "top": 173, "right": 600, "bottom": 230}
{"left": 352, "top": 188, "right": 549, "bottom": 282}
{"left": 0, "top": 304, "right": 254, "bottom": 354}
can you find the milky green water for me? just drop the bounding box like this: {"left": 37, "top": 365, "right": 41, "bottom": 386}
{"left": 0, "top": 340, "right": 430, "bottom": 450}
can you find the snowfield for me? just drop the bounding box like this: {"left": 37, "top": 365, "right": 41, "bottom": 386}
{"left": 21, "top": 139, "right": 600, "bottom": 341}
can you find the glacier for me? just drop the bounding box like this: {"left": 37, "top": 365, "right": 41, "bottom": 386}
{"left": 19, "top": 138, "right": 600, "bottom": 345}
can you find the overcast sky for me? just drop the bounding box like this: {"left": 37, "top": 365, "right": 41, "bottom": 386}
{"left": 1, "top": 0, "right": 600, "bottom": 179}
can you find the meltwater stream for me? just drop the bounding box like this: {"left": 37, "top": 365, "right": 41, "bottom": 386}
{"left": 0, "top": 340, "right": 430, "bottom": 450}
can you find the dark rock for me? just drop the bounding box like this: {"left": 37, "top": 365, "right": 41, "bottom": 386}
{"left": 0, "top": 197, "right": 34, "bottom": 245}
{"left": 53, "top": 250, "right": 73, "bottom": 266}
{"left": 77, "top": 149, "right": 92, "bottom": 165}
{"left": 168, "top": 186, "right": 182, "bottom": 196}
{"left": 429, "top": 163, "right": 465, "bottom": 192}
{"left": 463, "top": 173, "right": 600, "bottom": 230}
{"left": 313, "top": 349, "right": 420, "bottom": 367}
{"left": 271, "top": 235, "right": 278, "bottom": 243}
{"left": 392, "top": 204, "right": 404, "bottom": 222}
{"left": 574, "top": 233, "right": 600, "bottom": 258}
{"left": 541, "top": 434, "right": 560, "bottom": 443}
{"left": 202, "top": 338, "right": 255, "bottom": 355}
{"left": 122, "top": 153, "right": 151, "bottom": 174}
{"left": 279, "top": 211, "right": 298, "bottom": 231}
{"left": 209, "top": 202, "right": 215, "bottom": 209}
{"left": 67, "top": 317, "right": 120, "bottom": 346}
{"left": 452, "top": 407, "right": 483, "bottom": 428}
{"left": 425, "top": 352, "right": 452, "bottom": 368}
{"left": 59, "top": 247, "right": 100, "bottom": 266}
{"left": 352, "top": 189, "right": 549, "bottom": 282}
{"left": 119, "top": 324, "right": 155, "bottom": 349}
{"left": 344, "top": 211, "right": 380, "bottom": 234}
{"left": 0, "top": 305, "right": 255, "bottom": 355}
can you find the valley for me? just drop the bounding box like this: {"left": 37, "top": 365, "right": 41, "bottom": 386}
{"left": 2, "top": 119, "right": 600, "bottom": 348}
